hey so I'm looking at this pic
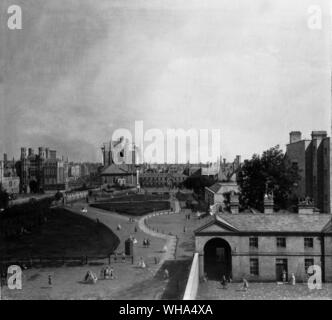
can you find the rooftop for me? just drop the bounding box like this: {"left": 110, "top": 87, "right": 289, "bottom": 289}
{"left": 195, "top": 213, "right": 332, "bottom": 234}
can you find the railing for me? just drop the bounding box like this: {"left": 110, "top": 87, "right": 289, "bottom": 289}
{"left": 0, "top": 252, "right": 161, "bottom": 272}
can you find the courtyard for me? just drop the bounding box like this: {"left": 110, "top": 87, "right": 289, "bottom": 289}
{"left": 197, "top": 281, "right": 332, "bottom": 300}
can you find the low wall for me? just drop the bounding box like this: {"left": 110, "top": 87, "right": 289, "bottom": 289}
{"left": 183, "top": 252, "right": 199, "bottom": 300}
{"left": 64, "top": 191, "right": 89, "bottom": 202}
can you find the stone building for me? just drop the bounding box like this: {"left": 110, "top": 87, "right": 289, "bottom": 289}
{"left": 194, "top": 198, "right": 332, "bottom": 282}
{"left": 18, "top": 147, "right": 68, "bottom": 192}
{"left": 101, "top": 137, "right": 136, "bottom": 167}
{"left": 205, "top": 182, "right": 239, "bottom": 207}
{"left": 204, "top": 156, "right": 241, "bottom": 210}
{"left": 101, "top": 163, "right": 137, "bottom": 186}
{"left": 140, "top": 171, "right": 187, "bottom": 188}
{"left": 285, "top": 131, "right": 330, "bottom": 213}
{"left": 0, "top": 154, "right": 20, "bottom": 195}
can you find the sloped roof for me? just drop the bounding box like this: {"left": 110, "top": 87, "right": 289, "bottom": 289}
{"left": 195, "top": 213, "right": 332, "bottom": 234}
{"left": 206, "top": 182, "right": 239, "bottom": 194}
{"left": 206, "top": 182, "right": 223, "bottom": 193}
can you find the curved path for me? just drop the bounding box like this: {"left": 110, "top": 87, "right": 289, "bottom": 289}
{"left": 66, "top": 200, "right": 178, "bottom": 269}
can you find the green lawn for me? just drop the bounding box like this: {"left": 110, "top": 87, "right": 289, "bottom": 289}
{"left": 0, "top": 208, "right": 120, "bottom": 259}
{"left": 95, "top": 193, "right": 170, "bottom": 203}
{"left": 91, "top": 201, "right": 170, "bottom": 216}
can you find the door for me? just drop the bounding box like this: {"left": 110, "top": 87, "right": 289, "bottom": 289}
{"left": 276, "top": 259, "right": 288, "bottom": 281}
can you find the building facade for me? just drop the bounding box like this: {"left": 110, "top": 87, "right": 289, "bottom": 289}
{"left": 140, "top": 172, "right": 187, "bottom": 188}
{"left": 195, "top": 208, "right": 332, "bottom": 282}
{"left": 18, "top": 147, "right": 68, "bottom": 192}
{"left": 0, "top": 154, "right": 20, "bottom": 195}
{"left": 285, "top": 131, "right": 330, "bottom": 213}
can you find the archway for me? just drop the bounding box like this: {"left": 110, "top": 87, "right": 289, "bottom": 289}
{"left": 204, "top": 238, "right": 232, "bottom": 280}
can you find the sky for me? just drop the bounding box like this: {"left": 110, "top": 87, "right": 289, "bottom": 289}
{"left": 0, "top": 0, "right": 331, "bottom": 163}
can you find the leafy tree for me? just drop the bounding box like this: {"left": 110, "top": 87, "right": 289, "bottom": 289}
{"left": 237, "top": 145, "right": 299, "bottom": 212}
{"left": 54, "top": 190, "right": 63, "bottom": 201}
{"left": 0, "top": 186, "right": 9, "bottom": 209}
{"left": 183, "top": 175, "right": 216, "bottom": 194}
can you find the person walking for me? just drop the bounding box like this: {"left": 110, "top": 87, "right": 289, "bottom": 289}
{"left": 290, "top": 273, "right": 296, "bottom": 285}
{"left": 242, "top": 278, "right": 249, "bottom": 291}
{"left": 221, "top": 275, "right": 227, "bottom": 289}
{"left": 282, "top": 269, "right": 287, "bottom": 283}
{"left": 164, "top": 268, "right": 169, "bottom": 279}
{"left": 48, "top": 274, "right": 53, "bottom": 286}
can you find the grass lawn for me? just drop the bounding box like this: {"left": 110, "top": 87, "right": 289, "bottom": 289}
{"left": 91, "top": 201, "right": 170, "bottom": 216}
{"left": 0, "top": 208, "right": 120, "bottom": 259}
{"left": 95, "top": 193, "right": 170, "bottom": 202}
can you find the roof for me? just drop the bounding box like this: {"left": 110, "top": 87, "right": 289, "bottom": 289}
{"left": 195, "top": 213, "right": 332, "bottom": 234}
{"left": 101, "top": 164, "right": 135, "bottom": 175}
{"left": 206, "top": 182, "right": 223, "bottom": 193}
{"left": 206, "top": 182, "right": 239, "bottom": 194}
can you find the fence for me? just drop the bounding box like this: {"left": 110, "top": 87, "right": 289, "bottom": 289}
{"left": 183, "top": 252, "right": 199, "bottom": 300}
{"left": 0, "top": 251, "right": 162, "bottom": 273}
{"left": 64, "top": 190, "right": 89, "bottom": 203}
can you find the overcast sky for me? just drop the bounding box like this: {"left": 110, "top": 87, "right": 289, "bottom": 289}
{"left": 1, "top": 0, "right": 331, "bottom": 163}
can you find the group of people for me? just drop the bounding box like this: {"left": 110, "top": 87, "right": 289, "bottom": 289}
{"left": 83, "top": 266, "right": 116, "bottom": 284}
{"left": 128, "top": 217, "right": 136, "bottom": 223}
{"left": 219, "top": 275, "right": 249, "bottom": 291}
{"left": 219, "top": 270, "right": 297, "bottom": 291}
{"left": 143, "top": 238, "right": 151, "bottom": 248}
{"left": 282, "top": 270, "right": 296, "bottom": 285}
{"left": 129, "top": 235, "right": 138, "bottom": 244}
{"left": 100, "top": 266, "right": 115, "bottom": 280}
{"left": 185, "top": 213, "right": 191, "bottom": 220}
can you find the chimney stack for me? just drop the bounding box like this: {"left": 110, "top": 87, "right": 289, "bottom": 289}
{"left": 3, "top": 153, "right": 7, "bottom": 163}
{"left": 230, "top": 193, "right": 239, "bottom": 214}
{"left": 311, "top": 131, "right": 327, "bottom": 141}
{"left": 263, "top": 194, "right": 274, "bottom": 214}
{"left": 298, "top": 198, "right": 315, "bottom": 214}
{"left": 289, "top": 131, "right": 302, "bottom": 144}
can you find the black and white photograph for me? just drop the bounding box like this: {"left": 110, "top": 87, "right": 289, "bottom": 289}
{"left": 0, "top": 0, "right": 332, "bottom": 305}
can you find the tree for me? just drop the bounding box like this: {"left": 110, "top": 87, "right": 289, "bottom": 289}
{"left": 237, "top": 145, "right": 300, "bottom": 212}
{"left": 183, "top": 175, "right": 216, "bottom": 194}
{"left": 0, "top": 186, "right": 9, "bottom": 209}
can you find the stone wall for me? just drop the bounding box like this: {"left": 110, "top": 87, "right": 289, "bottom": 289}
{"left": 183, "top": 253, "right": 199, "bottom": 300}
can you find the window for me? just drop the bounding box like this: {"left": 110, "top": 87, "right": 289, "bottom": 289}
{"left": 249, "top": 237, "right": 258, "bottom": 249}
{"left": 250, "top": 258, "right": 259, "bottom": 276}
{"left": 304, "top": 238, "right": 313, "bottom": 249}
{"left": 276, "top": 237, "right": 286, "bottom": 248}
{"left": 304, "top": 259, "right": 314, "bottom": 273}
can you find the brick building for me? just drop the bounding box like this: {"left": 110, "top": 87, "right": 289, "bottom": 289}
{"left": 285, "top": 131, "right": 330, "bottom": 213}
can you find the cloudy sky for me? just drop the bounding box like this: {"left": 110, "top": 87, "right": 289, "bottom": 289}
{"left": 0, "top": 0, "right": 331, "bottom": 163}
